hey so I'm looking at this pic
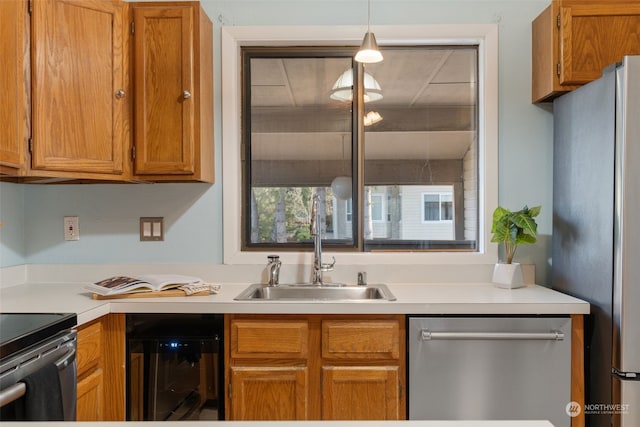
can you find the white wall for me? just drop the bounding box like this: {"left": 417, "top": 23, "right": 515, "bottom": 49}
{"left": 0, "top": 0, "right": 554, "bottom": 284}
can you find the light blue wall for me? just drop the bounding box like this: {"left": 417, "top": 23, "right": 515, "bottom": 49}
{"left": 0, "top": 0, "right": 554, "bottom": 281}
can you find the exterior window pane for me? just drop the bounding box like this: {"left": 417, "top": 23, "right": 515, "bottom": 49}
{"left": 424, "top": 194, "right": 440, "bottom": 221}
{"left": 242, "top": 46, "right": 478, "bottom": 252}
{"left": 244, "top": 52, "right": 355, "bottom": 249}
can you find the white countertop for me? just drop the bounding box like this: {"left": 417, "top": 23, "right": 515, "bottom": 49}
{"left": 0, "top": 282, "right": 589, "bottom": 326}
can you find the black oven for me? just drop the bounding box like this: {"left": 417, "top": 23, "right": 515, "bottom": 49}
{"left": 126, "top": 314, "right": 224, "bottom": 421}
{"left": 0, "top": 313, "right": 77, "bottom": 421}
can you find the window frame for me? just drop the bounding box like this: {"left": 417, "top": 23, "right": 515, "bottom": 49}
{"left": 222, "top": 25, "right": 499, "bottom": 266}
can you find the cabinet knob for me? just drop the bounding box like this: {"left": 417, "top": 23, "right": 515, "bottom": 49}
{"left": 115, "top": 89, "right": 126, "bottom": 99}
{"left": 182, "top": 90, "right": 192, "bottom": 99}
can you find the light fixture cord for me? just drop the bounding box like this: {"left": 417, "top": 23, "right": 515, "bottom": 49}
{"left": 367, "top": 0, "right": 371, "bottom": 31}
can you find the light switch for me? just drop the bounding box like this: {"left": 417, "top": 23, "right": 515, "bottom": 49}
{"left": 140, "top": 217, "right": 163, "bottom": 241}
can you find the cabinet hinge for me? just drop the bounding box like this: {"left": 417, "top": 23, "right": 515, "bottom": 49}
{"left": 228, "top": 383, "right": 232, "bottom": 399}
{"left": 131, "top": 145, "right": 136, "bottom": 160}
{"left": 28, "top": 0, "right": 32, "bottom": 15}
{"left": 131, "top": 21, "right": 135, "bottom": 35}
{"left": 557, "top": 63, "right": 561, "bottom": 77}
{"left": 556, "top": 13, "right": 560, "bottom": 29}
{"left": 28, "top": 137, "right": 33, "bottom": 153}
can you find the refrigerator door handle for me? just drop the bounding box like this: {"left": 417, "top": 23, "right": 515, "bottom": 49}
{"left": 420, "top": 329, "right": 565, "bottom": 341}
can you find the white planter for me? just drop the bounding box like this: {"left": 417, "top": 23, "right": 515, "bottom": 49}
{"left": 492, "top": 262, "right": 524, "bottom": 289}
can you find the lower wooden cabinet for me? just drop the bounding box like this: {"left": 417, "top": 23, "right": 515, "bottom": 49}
{"left": 322, "top": 366, "right": 400, "bottom": 420}
{"left": 75, "top": 314, "right": 125, "bottom": 421}
{"left": 230, "top": 366, "right": 309, "bottom": 420}
{"left": 76, "top": 368, "right": 104, "bottom": 421}
{"left": 225, "top": 314, "right": 405, "bottom": 421}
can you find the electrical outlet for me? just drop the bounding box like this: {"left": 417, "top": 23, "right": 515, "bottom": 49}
{"left": 64, "top": 216, "right": 79, "bottom": 241}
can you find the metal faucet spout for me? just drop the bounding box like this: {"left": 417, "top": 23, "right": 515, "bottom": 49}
{"left": 310, "top": 194, "right": 335, "bottom": 285}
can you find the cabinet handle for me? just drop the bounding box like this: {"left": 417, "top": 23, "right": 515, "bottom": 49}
{"left": 183, "top": 90, "right": 192, "bottom": 99}
{"left": 115, "top": 89, "right": 126, "bottom": 99}
{"left": 420, "top": 330, "right": 564, "bottom": 341}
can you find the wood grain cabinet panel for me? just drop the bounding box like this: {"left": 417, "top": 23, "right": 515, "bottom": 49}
{"left": 76, "top": 368, "right": 104, "bottom": 421}
{"left": 225, "top": 314, "right": 405, "bottom": 421}
{"left": 0, "top": 0, "right": 28, "bottom": 176}
{"left": 30, "top": 0, "right": 129, "bottom": 177}
{"left": 76, "top": 314, "right": 125, "bottom": 421}
{"left": 76, "top": 319, "right": 103, "bottom": 375}
{"left": 322, "top": 320, "right": 400, "bottom": 360}
{"left": 131, "top": 2, "right": 213, "bottom": 182}
{"left": 532, "top": 0, "right": 640, "bottom": 102}
{"left": 322, "top": 366, "right": 400, "bottom": 420}
{"left": 230, "top": 366, "right": 309, "bottom": 420}
{"left": 231, "top": 319, "right": 309, "bottom": 358}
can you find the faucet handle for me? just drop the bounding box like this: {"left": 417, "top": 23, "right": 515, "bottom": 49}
{"left": 321, "top": 256, "right": 336, "bottom": 272}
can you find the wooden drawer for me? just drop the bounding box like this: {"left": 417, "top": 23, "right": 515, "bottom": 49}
{"left": 77, "top": 320, "right": 103, "bottom": 376}
{"left": 230, "top": 320, "right": 309, "bottom": 359}
{"left": 322, "top": 320, "right": 400, "bottom": 360}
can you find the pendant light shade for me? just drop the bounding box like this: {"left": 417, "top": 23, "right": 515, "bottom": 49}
{"left": 355, "top": 31, "right": 383, "bottom": 64}
{"left": 355, "top": 0, "right": 383, "bottom": 64}
{"left": 330, "top": 69, "right": 383, "bottom": 103}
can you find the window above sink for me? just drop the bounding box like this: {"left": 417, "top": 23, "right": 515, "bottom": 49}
{"left": 221, "top": 24, "right": 498, "bottom": 266}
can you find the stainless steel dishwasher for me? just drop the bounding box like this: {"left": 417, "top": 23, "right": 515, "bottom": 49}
{"left": 408, "top": 316, "right": 571, "bottom": 427}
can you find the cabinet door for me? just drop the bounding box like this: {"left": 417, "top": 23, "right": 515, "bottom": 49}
{"left": 0, "top": 0, "right": 28, "bottom": 175}
{"left": 76, "top": 368, "right": 104, "bottom": 421}
{"left": 132, "top": 5, "right": 195, "bottom": 176}
{"left": 559, "top": 4, "right": 640, "bottom": 85}
{"left": 322, "top": 366, "right": 400, "bottom": 420}
{"left": 229, "top": 366, "right": 308, "bottom": 420}
{"left": 31, "top": 0, "right": 127, "bottom": 176}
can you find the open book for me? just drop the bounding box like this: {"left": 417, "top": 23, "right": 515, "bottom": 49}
{"left": 85, "top": 274, "right": 203, "bottom": 296}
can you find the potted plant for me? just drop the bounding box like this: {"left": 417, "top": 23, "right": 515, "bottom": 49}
{"left": 490, "top": 205, "right": 541, "bottom": 288}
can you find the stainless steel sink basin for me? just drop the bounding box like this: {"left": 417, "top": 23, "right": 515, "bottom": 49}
{"left": 234, "top": 283, "right": 396, "bottom": 301}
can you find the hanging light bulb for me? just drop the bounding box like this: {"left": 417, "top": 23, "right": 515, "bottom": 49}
{"left": 331, "top": 176, "right": 352, "bottom": 200}
{"left": 331, "top": 134, "right": 352, "bottom": 200}
{"left": 355, "top": 0, "right": 383, "bottom": 63}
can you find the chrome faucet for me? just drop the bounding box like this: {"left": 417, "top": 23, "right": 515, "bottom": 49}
{"left": 310, "top": 194, "right": 335, "bottom": 285}
{"left": 267, "top": 255, "right": 281, "bottom": 286}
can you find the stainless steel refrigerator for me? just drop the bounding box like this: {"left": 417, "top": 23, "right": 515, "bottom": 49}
{"left": 553, "top": 55, "right": 640, "bottom": 427}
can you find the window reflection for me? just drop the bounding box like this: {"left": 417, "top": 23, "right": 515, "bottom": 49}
{"left": 243, "top": 46, "right": 478, "bottom": 251}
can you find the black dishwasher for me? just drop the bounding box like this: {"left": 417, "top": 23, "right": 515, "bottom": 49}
{"left": 126, "top": 314, "right": 224, "bottom": 421}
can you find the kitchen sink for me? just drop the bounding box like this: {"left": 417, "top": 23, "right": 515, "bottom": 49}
{"left": 233, "top": 283, "right": 396, "bottom": 301}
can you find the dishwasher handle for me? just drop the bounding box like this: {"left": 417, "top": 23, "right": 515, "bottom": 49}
{"left": 420, "top": 329, "right": 565, "bottom": 341}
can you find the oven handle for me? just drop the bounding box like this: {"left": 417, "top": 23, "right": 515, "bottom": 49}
{"left": 420, "top": 329, "right": 565, "bottom": 341}
{"left": 0, "top": 346, "right": 76, "bottom": 409}
{"left": 0, "top": 382, "right": 26, "bottom": 408}
{"left": 55, "top": 346, "right": 76, "bottom": 370}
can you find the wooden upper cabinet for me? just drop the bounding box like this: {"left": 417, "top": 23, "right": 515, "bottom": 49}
{"left": 30, "top": 0, "right": 129, "bottom": 178}
{"left": 0, "top": 0, "right": 29, "bottom": 176}
{"left": 131, "top": 2, "right": 213, "bottom": 182}
{"left": 532, "top": 0, "right": 640, "bottom": 103}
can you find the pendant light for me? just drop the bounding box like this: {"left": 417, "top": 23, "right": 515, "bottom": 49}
{"left": 331, "top": 134, "right": 352, "bottom": 200}
{"left": 355, "top": 0, "right": 383, "bottom": 63}
{"left": 330, "top": 68, "right": 383, "bottom": 103}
